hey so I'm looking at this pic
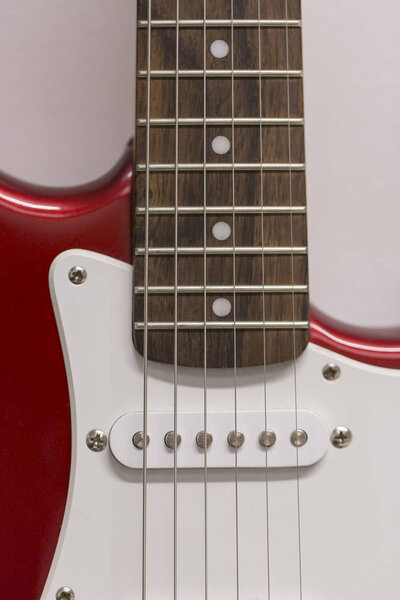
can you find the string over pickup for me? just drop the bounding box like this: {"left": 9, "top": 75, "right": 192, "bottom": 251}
{"left": 109, "top": 410, "right": 329, "bottom": 470}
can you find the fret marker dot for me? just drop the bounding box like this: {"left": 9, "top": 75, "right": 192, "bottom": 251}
{"left": 212, "top": 298, "right": 232, "bottom": 318}
{"left": 210, "top": 39, "right": 230, "bottom": 59}
{"left": 212, "top": 136, "right": 230, "bottom": 155}
{"left": 212, "top": 221, "right": 231, "bottom": 241}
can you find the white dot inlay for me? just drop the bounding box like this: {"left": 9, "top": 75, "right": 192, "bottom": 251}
{"left": 212, "top": 135, "right": 231, "bottom": 155}
{"left": 212, "top": 221, "right": 231, "bottom": 241}
{"left": 212, "top": 298, "right": 232, "bottom": 318}
{"left": 210, "top": 39, "right": 230, "bottom": 59}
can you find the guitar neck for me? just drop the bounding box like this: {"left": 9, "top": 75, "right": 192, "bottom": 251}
{"left": 133, "top": 0, "right": 308, "bottom": 368}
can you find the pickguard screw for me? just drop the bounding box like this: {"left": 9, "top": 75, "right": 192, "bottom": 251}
{"left": 56, "top": 588, "right": 75, "bottom": 600}
{"left": 291, "top": 429, "right": 308, "bottom": 447}
{"left": 86, "top": 429, "right": 108, "bottom": 452}
{"left": 323, "top": 363, "right": 341, "bottom": 381}
{"left": 331, "top": 426, "right": 352, "bottom": 449}
{"left": 227, "top": 430, "right": 245, "bottom": 448}
{"left": 259, "top": 430, "right": 276, "bottom": 448}
{"left": 164, "top": 431, "right": 182, "bottom": 449}
{"left": 132, "top": 431, "right": 150, "bottom": 449}
{"left": 68, "top": 265, "right": 87, "bottom": 285}
{"left": 196, "top": 431, "right": 213, "bottom": 449}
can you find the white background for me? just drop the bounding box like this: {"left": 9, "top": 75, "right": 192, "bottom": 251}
{"left": 0, "top": 0, "right": 399, "bottom": 338}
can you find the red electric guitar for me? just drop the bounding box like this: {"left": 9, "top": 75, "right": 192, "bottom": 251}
{"left": 1, "top": 1, "right": 400, "bottom": 599}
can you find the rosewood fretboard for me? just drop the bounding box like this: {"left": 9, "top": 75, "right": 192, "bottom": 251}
{"left": 133, "top": 0, "right": 309, "bottom": 368}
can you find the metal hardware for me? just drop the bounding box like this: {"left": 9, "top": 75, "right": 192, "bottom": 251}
{"left": 132, "top": 431, "right": 150, "bottom": 449}
{"left": 68, "top": 266, "right": 87, "bottom": 285}
{"left": 196, "top": 431, "right": 213, "bottom": 449}
{"left": 259, "top": 430, "right": 277, "bottom": 448}
{"left": 56, "top": 588, "right": 75, "bottom": 600}
{"left": 323, "top": 363, "right": 341, "bottom": 381}
{"left": 137, "top": 117, "right": 304, "bottom": 126}
{"left": 136, "top": 205, "right": 306, "bottom": 214}
{"left": 134, "top": 320, "right": 309, "bottom": 331}
{"left": 86, "top": 429, "right": 108, "bottom": 452}
{"left": 290, "top": 429, "right": 308, "bottom": 447}
{"left": 135, "top": 246, "right": 307, "bottom": 256}
{"left": 136, "top": 162, "right": 305, "bottom": 172}
{"left": 331, "top": 426, "right": 352, "bottom": 449}
{"left": 138, "top": 19, "right": 301, "bottom": 28}
{"left": 135, "top": 284, "right": 308, "bottom": 294}
{"left": 164, "top": 431, "right": 182, "bottom": 449}
{"left": 138, "top": 69, "right": 302, "bottom": 79}
{"left": 109, "top": 410, "right": 328, "bottom": 469}
{"left": 227, "top": 430, "right": 245, "bottom": 448}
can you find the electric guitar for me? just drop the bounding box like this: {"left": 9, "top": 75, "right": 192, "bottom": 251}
{"left": 2, "top": 1, "right": 400, "bottom": 599}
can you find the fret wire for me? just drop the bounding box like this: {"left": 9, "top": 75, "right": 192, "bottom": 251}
{"left": 134, "top": 285, "right": 308, "bottom": 294}
{"left": 136, "top": 206, "right": 306, "bottom": 214}
{"left": 134, "top": 321, "right": 309, "bottom": 330}
{"left": 136, "top": 163, "right": 305, "bottom": 172}
{"left": 135, "top": 246, "right": 307, "bottom": 255}
{"left": 137, "top": 117, "right": 304, "bottom": 126}
{"left": 138, "top": 19, "right": 301, "bottom": 28}
{"left": 138, "top": 69, "right": 302, "bottom": 78}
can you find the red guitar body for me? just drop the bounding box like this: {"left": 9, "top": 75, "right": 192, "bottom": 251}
{"left": 1, "top": 146, "right": 399, "bottom": 599}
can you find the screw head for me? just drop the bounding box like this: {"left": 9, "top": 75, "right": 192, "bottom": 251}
{"left": 56, "top": 588, "right": 75, "bottom": 600}
{"left": 227, "top": 430, "right": 245, "bottom": 448}
{"left": 86, "top": 429, "right": 107, "bottom": 452}
{"left": 132, "top": 431, "right": 150, "bottom": 449}
{"left": 164, "top": 431, "right": 182, "bottom": 449}
{"left": 259, "top": 430, "right": 277, "bottom": 448}
{"left": 291, "top": 429, "right": 308, "bottom": 447}
{"left": 196, "top": 431, "right": 213, "bottom": 449}
{"left": 331, "top": 426, "right": 352, "bottom": 449}
{"left": 323, "top": 363, "right": 341, "bottom": 381}
{"left": 68, "top": 265, "right": 87, "bottom": 285}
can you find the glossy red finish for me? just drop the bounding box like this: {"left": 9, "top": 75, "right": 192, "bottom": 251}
{"left": 309, "top": 315, "right": 400, "bottom": 370}
{"left": 0, "top": 149, "right": 132, "bottom": 600}
{"left": 0, "top": 153, "right": 399, "bottom": 599}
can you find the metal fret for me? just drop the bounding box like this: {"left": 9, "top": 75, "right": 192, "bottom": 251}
{"left": 134, "top": 321, "right": 309, "bottom": 330}
{"left": 138, "top": 19, "right": 301, "bottom": 28}
{"left": 136, "top": 206, "right": 306, "bottom": 215}
{"left": 136, "top": 162, "right": 305, "bottom": 172}
{"left": 137, "top": 117, "right": 304, "bottom": 126}
{"left": 135, "top": 246, "right": 307, "bottom": 256}
{"left": 134, "top": 284, "right": 308, "bottom": 294}
{"left": 138, "top": 69, "right": 302, "bottom": 79}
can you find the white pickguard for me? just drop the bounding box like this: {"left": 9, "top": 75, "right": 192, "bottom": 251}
{"left": 43, "top": 249, "right": 400, "bottom": 600}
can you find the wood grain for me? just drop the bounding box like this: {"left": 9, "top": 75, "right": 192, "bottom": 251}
{"left": 133, "top": 0, "right": 309, "bottom": 367}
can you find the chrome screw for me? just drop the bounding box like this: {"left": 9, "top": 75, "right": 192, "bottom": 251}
{"left": 259, "top": 430, "right": 277, "bottom": 448}
{"left": 331, "top": 426, "right": 352, "bottom": 449}
{"left": 196, "top": 431, "right": 213, "bottom": 449}
{"left": 68, "top": 265, "right": 87, "bottom": 285}
{"left": 227, "top": 430, "right": 245, "bottom": 448}
{"left": 132, "top": 431, "right": 150, "bottom": 449}
{"left": 291, "top": 429, "right": 308, "bottom": 447}
{"left": 86, "top": 429, "right": 108, "bottom": 452}
{"left": 56, "top": 588, "right": 75, "bottom": 600}
{"left": 164, "top": 431, "right": 182, "bottom": 449}
{"left": 323, "top": 363, "right": 341, "bottom": 381}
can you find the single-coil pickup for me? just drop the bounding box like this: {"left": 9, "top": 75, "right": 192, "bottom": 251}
{"left": 109, "top": 410, "right": 329, "bottom": 469}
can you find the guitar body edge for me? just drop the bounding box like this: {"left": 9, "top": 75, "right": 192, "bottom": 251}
{"left": 0, "top": 150, "right": 398, "bottom": 598}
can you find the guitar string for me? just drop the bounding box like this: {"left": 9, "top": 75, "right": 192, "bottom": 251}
{"left": 173, "top": 1, "right": 180, "bottom": 598}
{"left": 142, "top": 1, "right": 152, "bottom": 599}
{"left": 284, "top": 1, "right": 304, "bottom": 597}
{"left": 257, "top": 0, "right": 272, "bottom": 597}
{"left": 230, "top": 3, "right": 240, "bottom": 600}
{"left": 202, "top": 1, "right": 209, "bottom": 599}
